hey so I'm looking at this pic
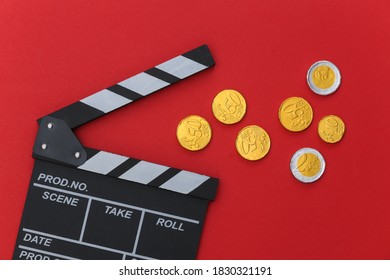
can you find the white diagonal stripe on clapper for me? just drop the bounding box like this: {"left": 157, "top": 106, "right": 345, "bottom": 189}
{"left": 119, "top": 161, "right": 169, "bottom": 185}
{"left": 118, "top": 72, "right": 170, "bottom": 96}
{"left": 155, "top": 55, "right": 207, "bottom": 79}
{"left": 78, "top": 151, "right": 128, "bottom": 175}
{"left": 159, "top": 170, "right": 209, "bottom": 194}
{"left": 80, "top": 89, "right": 132, "bottom": 113}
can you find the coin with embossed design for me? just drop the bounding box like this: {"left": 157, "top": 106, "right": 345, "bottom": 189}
{"left": 290, "top": 148, "right": 325, "bottom": 183}
{"left": 278, "top": 97, "right": 313, "bottom": 132}
{"left": 318, "top": 115, "right": 345, "bottom": 143}
{"left": 212, "top": 89, "right": 247, "bottom": 124}
{"left": 307, "top": 60, "right": 341, "bottom": 95}
{"left": 176, "top": 115, "right": 212, "bottom": 151}
{"left": 235, "top": 125, "right": 271, "bottom": 160}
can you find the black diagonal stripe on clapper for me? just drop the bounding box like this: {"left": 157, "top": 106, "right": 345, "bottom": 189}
{"left": 148, "top": 168, "right": 182, "bottom": 188}
{"left": 144, "top": 68, "right": 181, "bottom": 84}
{"left": 188, "top": 177, "right": 219, "bottom": 201}
{"left": 106, "top": 158, "right": 141, "bottom": 178}
{"left": 182, "top": 45, "right": 215, "bottom": 67}
{"left": 106, "top": 84, "right": 144, "bottom": 101}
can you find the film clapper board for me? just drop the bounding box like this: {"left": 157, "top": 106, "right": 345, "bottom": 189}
{"left": 13, "top": 45, "right": 218, "bottom": 260}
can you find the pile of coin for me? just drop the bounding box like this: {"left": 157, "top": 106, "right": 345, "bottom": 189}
{"left": 212, "top": 89, "right": 270, "bottom": 161}
{"left": 282, "top": 61, "right": 345, "bottom": 183}
{"left": 176, "top": 60, "right": 345, "bottom": 183}
{"left": 176, "top": 89, "right": 271, "bottom": 161}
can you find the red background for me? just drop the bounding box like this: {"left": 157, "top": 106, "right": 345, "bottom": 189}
{"left": 1, "top": 0, "right": 389, "bottom": 260}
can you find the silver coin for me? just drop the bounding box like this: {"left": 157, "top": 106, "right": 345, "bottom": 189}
{"left": 307, "top": 60, "right": 341, "bottom": 95}
{"left": 290, "top": 148, "right": 325, "bottom": 183}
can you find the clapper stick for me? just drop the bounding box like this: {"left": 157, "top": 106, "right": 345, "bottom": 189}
{"left": 47, "top": 45, "right": 215, "bottom": 129}
{"left": 14, "top": 45, "right": 219, "bottom": 260}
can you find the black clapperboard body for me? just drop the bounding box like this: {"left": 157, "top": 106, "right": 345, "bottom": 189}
{"left": 13, "top": 45, "right": 218, "bottom": 260}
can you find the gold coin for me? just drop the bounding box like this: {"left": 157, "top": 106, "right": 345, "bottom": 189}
{"left": 290, "top": 148, "right": 325, "bottom": 183}
{"left": 297, "top": 152, "right": 322, "bottom": 177}
{"left": 235, "top": 125, "right": 271, "bottom": 161}
{"left": 212, "top": 89, "right": 247, "bottom": 124}
{"left": 318, "top": 115, "right": 345, "bottom": 143}
{"left": 278, "top": 97, "right": 313, "bottom": 132}
{"left": 307, "top": 61, "right": 341, "bottom": 95}
{"left": 312, "top": 65, "right": 336, "bottom": 89}
{"left": 176, "top": 115, "right": 212, "bottom": 151}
